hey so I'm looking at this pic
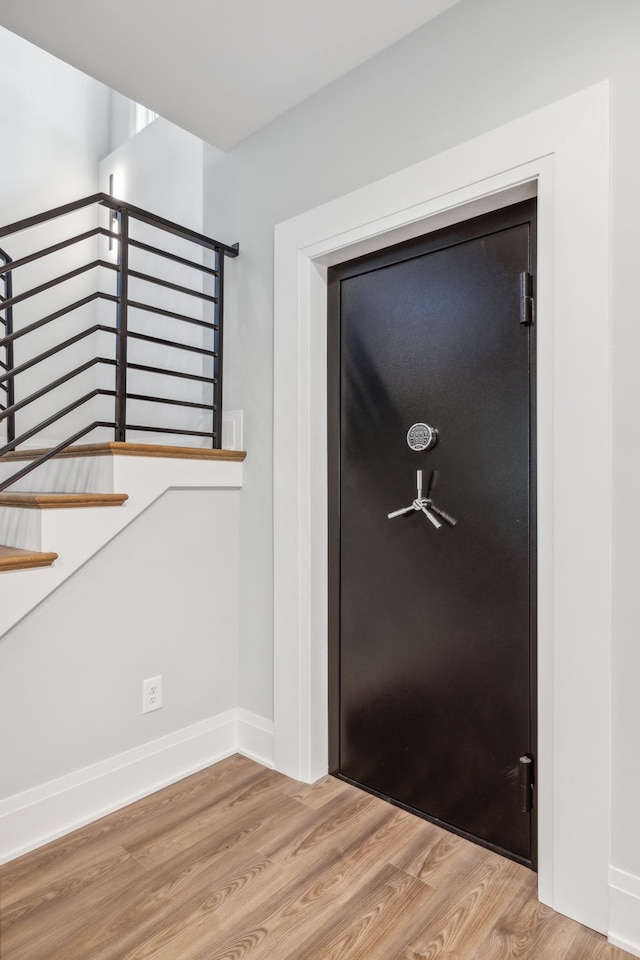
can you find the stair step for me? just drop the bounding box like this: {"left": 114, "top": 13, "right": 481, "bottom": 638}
{"left": 0, "top": 545, "right": 58, "bottom": 572}
{"left": 0, "top": 493, "right": 128, "bottom": 509}
{"left": 1, "top": 442, "right": 246, "bottom": 462}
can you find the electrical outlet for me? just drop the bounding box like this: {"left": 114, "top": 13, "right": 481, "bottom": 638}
{"left": 142, "top": 675, "right": 163, "bottom": 714}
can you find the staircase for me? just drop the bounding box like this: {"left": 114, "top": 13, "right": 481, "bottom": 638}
{"left": 0, "top": 195, "right": 241, "bottom": 627}
{"left": 0, "top": 441, "right": 245, "bottom": 636}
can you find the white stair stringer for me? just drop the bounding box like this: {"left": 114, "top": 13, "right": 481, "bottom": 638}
{"left": 0, "top": 453, "right": 243, "bottom": 638}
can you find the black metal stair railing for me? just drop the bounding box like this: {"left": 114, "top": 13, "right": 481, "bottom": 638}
{"left": 0, "top": 193, "right": 238, "bottom": 492}
{"left": 0, "top": 245, "right": 15, "bottom": 447}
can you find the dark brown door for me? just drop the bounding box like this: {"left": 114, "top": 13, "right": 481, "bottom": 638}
{"left": 328, "top": 200, "right": 536, "bottom": 866}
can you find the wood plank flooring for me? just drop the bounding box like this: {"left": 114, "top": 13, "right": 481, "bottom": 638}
{"left": 0, "top": 755, "right": 631, "bottom": 960}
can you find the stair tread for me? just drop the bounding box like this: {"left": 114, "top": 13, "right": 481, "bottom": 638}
{"left": 0, "top": 545, "right": 58, "bottom": 571}
{"left": 0, "top": 442, "right": 246, "bottom": 463}
{"left": 0, "top": 492, "right": 128, "bottom": 509}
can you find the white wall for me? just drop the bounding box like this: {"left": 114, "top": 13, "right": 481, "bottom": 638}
{"left": 0, "top": 27, "right": 110, "bottom": 450}
{"left": 0, "top": 487, "right": 240, "bottom": 799}
{"left": 206, "top": 0, "right": 638, "bottom": 723}
{"left": 203, "top": 0, "right": 640, "bottom": 940}
{"left": 0, "top": 27, "right": 109, "bottom": 226}
{"left": 97, "top": 118, "right": 218, "bottom": 446}
{"left": 108, "top": 89, "right": 134, "bottom": 155}
{"left": 99, "top": 113, "right": 204, "bottom": 230}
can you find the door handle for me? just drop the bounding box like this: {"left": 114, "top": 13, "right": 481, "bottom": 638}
{"left": 388, "top": 470, "right": 456, "bottom": 529}
{"left": 388, "top": 504, "right": 418, "bottom": 519}
{"left": 418, "top": 501, "right": 442, "bottom": 528}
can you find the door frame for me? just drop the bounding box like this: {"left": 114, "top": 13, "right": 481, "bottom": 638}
{"left": 273, "top": 82, "right": 610, "bottom": 933}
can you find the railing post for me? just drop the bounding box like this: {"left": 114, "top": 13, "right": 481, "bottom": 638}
{"left": 115, "top": 209, "right": 129, "bottom": 442}
{"left": 3, "top": 257, "right": 16, "bottom": 445}
{"left": 213, "top": 246, "right": 224, "bottom": 449}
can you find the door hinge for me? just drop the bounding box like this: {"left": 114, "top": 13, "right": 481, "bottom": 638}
{"left": 519, "top": 754, "right": 534, "bottom": 813}
{"left": 519, "top": 272, "right": 534, "bottom": 325}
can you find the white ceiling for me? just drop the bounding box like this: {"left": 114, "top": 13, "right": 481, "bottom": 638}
{"left": 0, "top": 0, "right": 463, "bottom": 149}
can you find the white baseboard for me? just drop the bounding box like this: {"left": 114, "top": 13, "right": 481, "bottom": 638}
{"left": 0, "top": 707, "right": 274, "bottom": 863}
{"left": 238, "top": 708, "right": 274, "bottom": 767}
{"left": 221, "top": 409, "right": 244, "bottom": 451}
{"left": 609, "top": 868, "right": 640, "bottom": 958}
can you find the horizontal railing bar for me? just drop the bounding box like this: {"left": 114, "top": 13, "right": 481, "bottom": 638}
{"left": 0, "top": 193, "right": 105, "bottom": 240}
{"left": 128, "top": 269, "right": 217, "bottom": 303}
{"left": 0, "top": 193, "right": 238, "bottom": 258}
{"left": 0, "top": 357, "right": 116, "bottom": 421}
{"left": 126, "top": 393, "right": 215, "bottom": 412}
{"left": 127, "top": 298, "right": 217, "bottom": 331}
{"left": 127, "top": 330, "right": 216, "bottom": 357}
{"left": 0, "top": 421, "right": 115, "bottom": 492}
{"left": 126, "top": 361, "right": 216, "bottom": 385}
{"left": 126, "top": 424, "right": 217, "bottom": 439}
{"left": 0, "top": 228, "right": 103, "bottom": 277}
{"left": 129, "top": 238, "right": 218, "bottom": 276}
{"left": 2, "top": 259, "right": 117, "bottom": 311}
{"left": 0, "top": 390, "right": 115, "bottom": 459}
{"left": 0, "top": 324, "right": 116, "bottom": 384}
{"left": 0, "top": 292, "right": 116, "bottom": 348}
{"left": 107, "top": 198, "right": 239, "bottom": 257}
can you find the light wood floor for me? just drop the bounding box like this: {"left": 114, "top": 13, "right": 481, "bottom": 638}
{"left": 0, "top": 754, "right": 631, "bottom": 960}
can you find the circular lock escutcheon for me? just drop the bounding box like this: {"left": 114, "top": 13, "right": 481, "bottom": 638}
{"left": 406, "top": 422, "right": 437, "bottom": 452}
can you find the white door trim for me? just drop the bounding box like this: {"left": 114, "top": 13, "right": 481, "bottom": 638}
{"left": 273, "top": 81, "right": 610, "bottom": 934}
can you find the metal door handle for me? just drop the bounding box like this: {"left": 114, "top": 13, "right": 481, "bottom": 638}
{"left": 388, "top": 504, "right": 416, "bottom": 519}
{"left": 428, "top": 503, "right": 457, "bottom": 527}
{"left": 419, "top": 502, "right": 442, "bottom": 528}
{"left": 388, "top": 497, "right": 442, "bottom": 527}
{"left": 388, "top": 470, "right": 456, "bottom": 529}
